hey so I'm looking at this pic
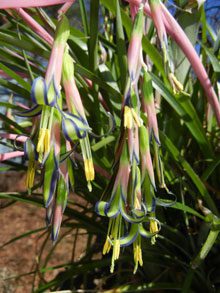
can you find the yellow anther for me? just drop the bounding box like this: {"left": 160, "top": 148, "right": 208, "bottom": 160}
{"left": 44, "top": 129, "right": 51, "bottom": 153}
{"left": 84, "top": 158, "right": 95, "bottom": 182}
{"left": 26, "top": 162, "right": 35, "bottom": 189}
{"left": 124, "top": 106, "right": 142, "bottom": 129}
{"left": 103, "top": 236, "right": 112, "bottom": 255}
{"left": 134, "top": 196, "right": 141, "bottom": 210}
{"left": 150, "top": 219, "right": 159, "bottom": 245}
{"left": 124, "top": 106, "right": 133, "bottom": 129}
{"left": 131, "top": 108, "right": 142, "bottom": 127}
{"left": 169, "top": 73, "right": 184, "bottom": 94}
{"left": 133, "top": 238, "right": 143, "bottom": 274}
{"left": 150, "top": 219, "right": 159, "bottom": 234}
{"left": 37, "top": 128, "right": 46, "bottom": 153}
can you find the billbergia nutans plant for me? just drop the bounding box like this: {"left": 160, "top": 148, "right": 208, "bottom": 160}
{"left": 0, "top": 0, "right": 220, "bottom": 291}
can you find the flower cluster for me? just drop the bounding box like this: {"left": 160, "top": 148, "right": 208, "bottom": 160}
{"left": 95, "top": 5, "right": 166, "bottom": 273}
{"left": 19, "top": 16, "right": 94, "bottom": 241}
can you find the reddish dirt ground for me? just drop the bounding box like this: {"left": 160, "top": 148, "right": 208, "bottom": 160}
{"left": 0, "top": 172, "right": 88, "bottom": 292}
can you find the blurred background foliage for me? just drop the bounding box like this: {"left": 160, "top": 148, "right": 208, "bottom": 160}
{"left": 0, "top": 0, "right": 220, "bottom": 292}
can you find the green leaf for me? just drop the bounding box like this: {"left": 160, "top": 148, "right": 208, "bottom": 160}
{"left": 171, "top": 10, "right": 201, "bottom": 84}
{"left": 169, "top": 201, "right": 205, "bottom": 220}
{"left": 160, "top": 132, "right": 218, "bottom": 215}
{"left": 151, "top": 73, "right": 213, "bottom": 158}
{"left": 201, "top": 44, "right": 220, "bottom": 72}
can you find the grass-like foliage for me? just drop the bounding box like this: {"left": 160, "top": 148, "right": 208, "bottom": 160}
{"left": 0, "top": 0, "right": 220, "bottom": 291}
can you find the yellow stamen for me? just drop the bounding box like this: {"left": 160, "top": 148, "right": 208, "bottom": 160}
{"left": 133, "top": 237, "right": 143, "bottom": 274}
{"left": 84, "top": 158, "right": 95, "bottom": 182}
{"left": 134, "top": 196, "right": 141, "bottom": 210}
{"left": 150, "top": 219, "right": 159, "bottom": 234}
{"left": 150, "top": 219, "right": 159, "bottom": 245}
{"left": 37, "top": 128, "right": 46, "bottom": 153}
{"left": 169, "top": 73, "right": 184, "bottom": 94}
{"left": 110, "top": 239, "right": 120, "bottom": 273}
{"left": 44, "top": 129, "right": 51, "bottom": 154}
{"left": 26, "top": 162, "right": 35, "bottom": 189}
{"left": 131, "top": 108, "right": 142, "bottom": 127}
{"left": 124, "top": 106, "right": 133, "bottom": 129}
{"left": 103, "top": 236, "right": 112, "bottom": 255}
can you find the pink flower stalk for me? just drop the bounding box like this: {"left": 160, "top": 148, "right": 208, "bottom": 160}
{"left": 0, "top": 151, "right": 24, "bottom": 161}
{"left": 161, "top": 4, "right": 220, "bottom": 125}
{"left": 0, "top": 0, "right": 73, "bottom": 9}
{"left": 58, "top": 0, "right": 75, "bottom": 18}
{"left": 144, "top": 2, "right": 220, "bottom": 126}
{"left": 148, "top": 0, "right": 167, "bottom": 57}
{"left": 14, "top": 8, "right": 53, "bottom": 45}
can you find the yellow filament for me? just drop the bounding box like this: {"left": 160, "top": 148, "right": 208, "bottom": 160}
{"left": 110, "top": 239, "right": 120, "bottom": 273}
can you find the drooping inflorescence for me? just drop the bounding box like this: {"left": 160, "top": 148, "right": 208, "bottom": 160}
{"left": 0, "top": 0, "right": 219, "bottom": 276}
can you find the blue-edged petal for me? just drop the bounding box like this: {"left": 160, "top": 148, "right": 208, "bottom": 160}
{"left": 31, "top": 77, "right": 47, "bottom": 105}
{"left": 155, "top": 192, "right": 177, "bottom": 207}
{"left": 46, "top": 200, "right": 54, "bottom": 226}
{"left": 120, "top": 198, "right": 146, "bottom": 224}
{"left": 16, "top": 105, "right": 42, "bottom": 117}
{"left": 62, "top": 113, "right": 90, "bottom": 141}
{"left": 46, "top": 78, "right": 59, "bottom": 106}
{"left": 24, "top": 138, "right": 37, "bottom": 161}
{"left": 139, "top": 220, "right": 161, "bottom": 238}
{"left": 119, "top": 224, "right": 138, "bottom": 247}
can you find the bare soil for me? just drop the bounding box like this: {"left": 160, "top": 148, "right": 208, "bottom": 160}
{"left": 0, "top": 172, "right": 88, "bottom": 293}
